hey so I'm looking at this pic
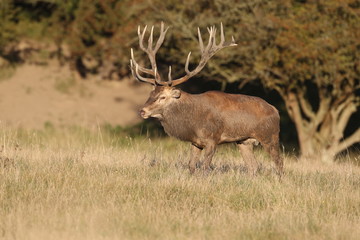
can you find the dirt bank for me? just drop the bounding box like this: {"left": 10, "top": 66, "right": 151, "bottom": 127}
{"left": 0, "top": 62, "right": 151, "bottom": 129}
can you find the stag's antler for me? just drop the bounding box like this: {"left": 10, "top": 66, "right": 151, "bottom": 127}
{"left": 130, "top": 22, "right": 169, "bottom": 85}
{"left": 130, "top": 22, "right": 237, "bottom": 86}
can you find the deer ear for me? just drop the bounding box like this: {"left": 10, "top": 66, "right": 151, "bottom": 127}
{"left": 171, "top": 89, "right": 181, "bottom": 98}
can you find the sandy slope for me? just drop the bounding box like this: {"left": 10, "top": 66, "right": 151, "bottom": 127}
{"left": 0, "top": 62, "right": 151, "bottom": 129}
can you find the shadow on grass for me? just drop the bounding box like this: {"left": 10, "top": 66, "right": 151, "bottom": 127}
{"left": 102, "top": 119, "right": 166, "bottom": 138}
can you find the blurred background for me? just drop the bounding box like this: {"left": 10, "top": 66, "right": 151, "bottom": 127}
{"left": 0, "top": 0, "right": 359, "bottom": 160}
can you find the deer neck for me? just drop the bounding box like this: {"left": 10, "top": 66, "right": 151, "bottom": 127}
{"left": 160, "top": 92, "right": 197, "bottom": 141}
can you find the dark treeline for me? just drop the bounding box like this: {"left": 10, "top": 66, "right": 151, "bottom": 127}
{"left": 0, "top": 0, "right": 359, "bottom": 161}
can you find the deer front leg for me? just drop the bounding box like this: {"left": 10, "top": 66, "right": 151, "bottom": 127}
{"left": 201, "top": 142, "right": 216, "bottom": 172}
{"left": 189, "top": 144, "right": 202, "bottom": 174}
{"left": 238, "top": 142, "right": 259, "bottom": 175}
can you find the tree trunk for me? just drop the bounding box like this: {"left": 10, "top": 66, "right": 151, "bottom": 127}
{"left": 284, "top": 91, "right": 360, "bottom": 161}
{"left": 297, "top": 130, "right": 317, "bottom": 158}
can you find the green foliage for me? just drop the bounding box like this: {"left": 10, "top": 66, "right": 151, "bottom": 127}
{"left": 0, "top": 0, "right": 19, "bottom": 54}
{"left": 252, "top": 0, "right": 360, "bottom": 95}
{"left": 47, "top": 0, "right": 147, "bottom": 76}
{"left": 144, "top": 0, "right": 251, "bottom": 86}
{"left": 2, "top": 0, "right": 359, "bottom": 88}
{"left": 145, "top": 0, "right": 359, "bottom": 92}
{"left": 0, "top": 0, "right": 146, "bottom": 76}
{"left": 247, "top": 0, "right": 360, "bottom": 158}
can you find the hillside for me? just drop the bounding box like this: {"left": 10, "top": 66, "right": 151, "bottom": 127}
{"left": 0, "top": 62, "right": 151, "bottom": 129}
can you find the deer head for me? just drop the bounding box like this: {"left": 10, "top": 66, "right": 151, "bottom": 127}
{"left": 130, "top": 22, "right": 237, "bottom": 119}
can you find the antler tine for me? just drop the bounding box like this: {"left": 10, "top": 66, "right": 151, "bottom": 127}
{"left": 198, "top": 28, "right": 204, "bottom": 53}
{"left": 131, "top": 59, "right": 164, "bottom": 86}
{"left": 130, "top": 59, "right": 141, "bottom": 81}
{"left": 212, "top": 26, "right": 218, "bottom": 46}
{"left": 154, "top": 67, "right": 163, "bottom": 85}
{"left": 205, "top": 26, "right": 215, "bottom": 52}
{"left": 131, "top": 48, "right": 153, "bottom": 75}
{"left": 212, "top": 26, "right": 217, "bottom": 46}
{"left": 131, "top": 23, "right": 170, "bottom": 86}
{"left": 130, "top": 22, "right": 236, "bottom": 87}
{"left": 129, "top": 59, "right": 136, "bottom": 79}
{"left": 138, "top": 25, "right": 148, "bottom": 51}
{"left": 130, "top": 59, "right": 156, "bottom": 85}
{"left": 220, "top": 22, "right": 225, "bottom": 45}
{"left": 170, "top": 23, "right": 237, "bottom": 87}
{"left": 230, "top": 36, "right": 237, "bottom": 46}
{"left": 206, "top": 27, "right": 211, "bottom": 47}
{"left": 136, "top": 63, "right": 162, "bottom": 85}
{"left": 148, "top": 26, "right": 154, "bottom": 51}
{"left": 167, "top": 66, "right": 172, "bottom": 86}
{"left": 154, "top": 22, "right": 169, "bottom": 53}
{"left": 130, "top": 48, "right": 163, "bottom": 85}
{"left": 185, "top": 52, "right": 191, "bottom": 74}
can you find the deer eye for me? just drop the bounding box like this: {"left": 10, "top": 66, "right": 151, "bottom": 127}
{"left": 159, "top": 96, "right": 166, "bottom": 101}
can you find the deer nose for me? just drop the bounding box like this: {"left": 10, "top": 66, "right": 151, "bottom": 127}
{"left": 139, "top": 109, "right": 146, "bottom": 118}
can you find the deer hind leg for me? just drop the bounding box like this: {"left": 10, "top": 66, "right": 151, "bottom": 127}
{"left": 189, "top": 144, "right": 202, "bottom": 174}
{"left": 260, "top": 135, "right": 283, "bottom": 177}
{"left": 201, "top": 142, "right": 216, "bottom": 172}
{"left": 237, "top": 140, "right": 259, "bottom": 175}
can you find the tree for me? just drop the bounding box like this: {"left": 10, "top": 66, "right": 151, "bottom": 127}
{"left": 144, "top": 0, "right": 251, "bottom": 90}
{"left": 0, "top": 0, "right": 19, "bottom": 59}
{"left": 48, "top": 0, "right": 144, "bottom": 79}
{"left": 144, "top": 0, "right": 360, "bottom": 160}
{"left": 253, "top": 0, "right": 360, "bottom": 160}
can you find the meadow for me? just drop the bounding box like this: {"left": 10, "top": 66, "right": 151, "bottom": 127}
{"left": 0, "top": 125, "right": 359, "bottom": 240}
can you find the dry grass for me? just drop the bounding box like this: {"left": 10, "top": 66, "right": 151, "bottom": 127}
{"left": 0, "top": 126, "right": 359, "bottom": 240}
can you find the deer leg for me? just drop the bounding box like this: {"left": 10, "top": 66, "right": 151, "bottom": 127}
{"left": 237, "top": 142, "right": 259, "bottom": 175}
{"left": 189, "top": 144, "right": 202, "bottom": 174}
{"left": 260, "top": 135, "right": 283, "bottom": 177}
{"left": 201, "top": 142, "right": 216, "bottom": 172}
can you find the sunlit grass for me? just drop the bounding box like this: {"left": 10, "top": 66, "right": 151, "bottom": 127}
{"left": 0, "top": 126, "right": 359, "bottom": 240}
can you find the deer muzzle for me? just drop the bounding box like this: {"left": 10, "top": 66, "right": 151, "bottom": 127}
{"left": 139, "top": 108, "right": 150, "bottom": 119}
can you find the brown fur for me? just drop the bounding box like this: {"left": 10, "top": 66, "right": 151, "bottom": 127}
{"left": 140, "top": 86, "right": 283, "bottom": 175}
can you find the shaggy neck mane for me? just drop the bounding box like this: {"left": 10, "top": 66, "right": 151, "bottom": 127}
{"left": 160, "top": 91, "right": 198, "bottom": 141}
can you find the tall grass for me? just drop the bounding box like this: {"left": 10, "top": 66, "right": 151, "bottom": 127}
{"left": 0, "top": 126, "right": 359, "bottom": 240}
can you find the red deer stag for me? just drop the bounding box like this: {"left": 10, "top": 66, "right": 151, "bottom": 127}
{"left": 130, "top": 22, "right": 283, "bottom": 176}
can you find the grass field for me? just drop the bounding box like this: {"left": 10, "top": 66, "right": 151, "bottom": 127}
{"left": 1, "top": 126, "right": 359, "bottom": 240}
